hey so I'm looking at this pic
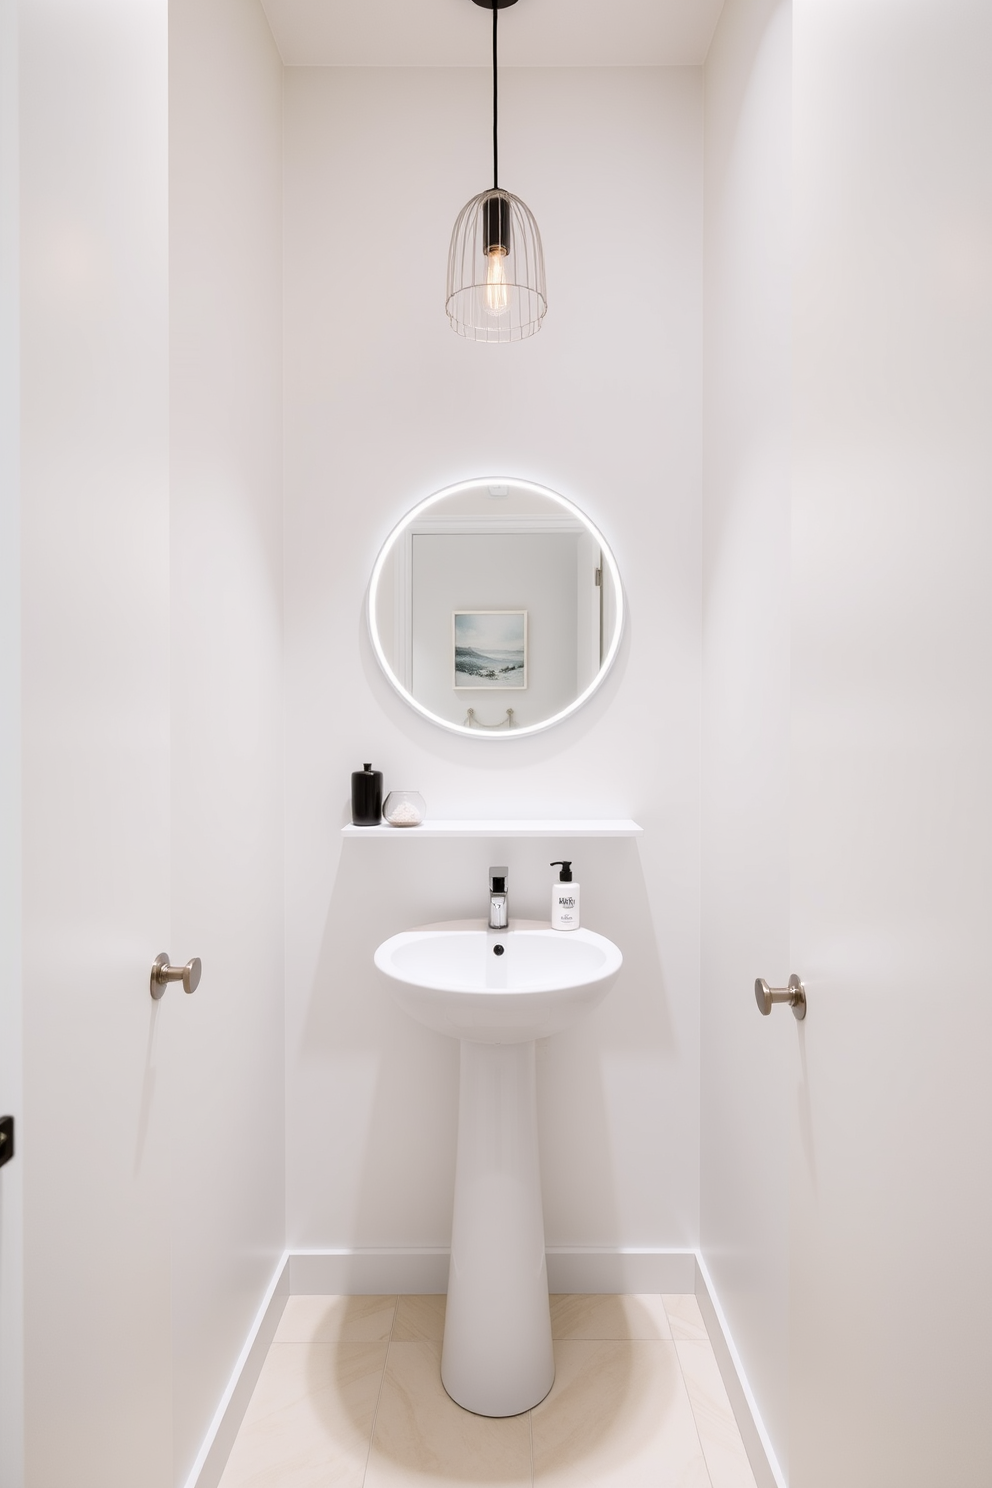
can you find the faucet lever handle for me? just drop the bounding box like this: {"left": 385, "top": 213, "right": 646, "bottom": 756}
{"left": 489, "top": 865, "right": 508, "bottom": 892}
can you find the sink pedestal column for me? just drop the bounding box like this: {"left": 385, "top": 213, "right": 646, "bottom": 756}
{"left": 441, "top": 1039, "right": 555, "bottom": 1417}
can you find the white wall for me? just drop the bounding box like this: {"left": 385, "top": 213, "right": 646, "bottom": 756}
{"left": 0, "top": 2, "right": 24, "bottom": 1484}
{"left": 168, "top": 1, "right": 285, "bottom": 1481}
{"left": 789, "top": 3, "right": 992, "bottom": 1482}
{"left": 19, "top": 3, "right": 174, "bottom": 1482}
{"left": 283, "top": 67, "right": 704, "bottom": 1257}
{"left": 700, "top": 0, "right": 792, "bottom": 1478}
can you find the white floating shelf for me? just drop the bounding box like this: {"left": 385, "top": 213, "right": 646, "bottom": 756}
{"left": 341, "top": 819, "right": 642, "bottom": 839}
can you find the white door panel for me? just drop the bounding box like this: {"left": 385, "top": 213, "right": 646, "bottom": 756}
{"left": 790, "top": 3, "right": 992, "bottom": 1482}
{"left": 19, "top": 2, "right": 173, "bottom": 1483}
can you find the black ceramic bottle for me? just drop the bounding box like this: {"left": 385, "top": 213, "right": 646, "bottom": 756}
{"left": 351, "top": 763, "right": 383, "bottom": 826}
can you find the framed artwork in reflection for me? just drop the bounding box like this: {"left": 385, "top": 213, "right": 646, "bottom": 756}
{"left": 453, "top": 610, "right": 528, "bottom": 690}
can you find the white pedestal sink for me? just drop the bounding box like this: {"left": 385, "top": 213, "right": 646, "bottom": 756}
{"left": 374, "top": 919, "right": 622, "bottom": 1417}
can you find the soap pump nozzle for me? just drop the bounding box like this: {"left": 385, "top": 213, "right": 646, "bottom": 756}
{"left": 550, "top": 861, "right": 573, "bottom": 882}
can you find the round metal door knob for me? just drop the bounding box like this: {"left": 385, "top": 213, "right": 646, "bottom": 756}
{"left": 150, "top": 953, "right": 202, "bottom": 999}
{"left": 755, "top": 974, "right": 807, "bottom": 1021}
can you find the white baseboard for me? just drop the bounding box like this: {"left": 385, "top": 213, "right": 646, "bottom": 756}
{"left": 191, "top": 1247, "right": 783, "bottom": 1488}
{"left": 290, "top": 1248, "right": 450, "bottom": 1294}
{"left": 547, "top": 1247, "right": 696, "bottom": 1294}
{"left": 184, "top": 1253, "right": 290, "bottom": 1488}
{"left": 289, "top": 1246, "right": 697, "bottom": 1296}
{"left": 694, "top": 1254, "right": 787, "bottom": 1488}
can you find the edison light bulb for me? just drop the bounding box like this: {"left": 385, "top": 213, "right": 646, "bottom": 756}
{"left": 485, "top": 247, "right": 509, "bottom": 315}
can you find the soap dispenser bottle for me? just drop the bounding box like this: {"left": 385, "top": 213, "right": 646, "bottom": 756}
{"left": 550, "top": 861, "right": 580, "bottom": 931}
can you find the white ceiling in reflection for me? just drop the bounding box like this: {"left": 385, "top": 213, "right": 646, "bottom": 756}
{"left": 259, "top": 0, "right": 726, "bottom": 68}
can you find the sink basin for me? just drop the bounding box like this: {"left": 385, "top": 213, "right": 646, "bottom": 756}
{"left": 374, "top": 923, "right": 622, "bottom": 1043}
{"left": 374, "top": 919, "right": 623, "bottom": 1419}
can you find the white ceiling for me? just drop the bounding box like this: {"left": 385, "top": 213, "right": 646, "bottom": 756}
{"left": 259, "top": 0, "right": 726, "bottom": 68}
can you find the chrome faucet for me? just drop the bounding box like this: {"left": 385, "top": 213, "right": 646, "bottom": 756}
{"left": 488, "top": 866, "right": 508, "bottom": 929}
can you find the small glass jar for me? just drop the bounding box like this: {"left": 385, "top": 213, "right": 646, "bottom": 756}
{"left": 382, "top": 790, "right": 426, "bottom": 828}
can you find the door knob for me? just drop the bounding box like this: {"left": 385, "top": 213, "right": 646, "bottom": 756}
{"left": 755, "top": 974, "right": 807, "bottom": 1021}
{"left": 150, "top": 953, "right": 202, "bottom": 1000}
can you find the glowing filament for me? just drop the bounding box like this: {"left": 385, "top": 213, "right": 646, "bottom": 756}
{"left": 485, "top": 247, "right": 509, "bottom": 315}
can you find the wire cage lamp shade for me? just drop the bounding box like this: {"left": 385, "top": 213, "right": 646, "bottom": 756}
{"left": 446, "top": 188, "right": 547, "bottom": 343}
{"left": 446, "top": 0, "right": 547, "bottom": 343}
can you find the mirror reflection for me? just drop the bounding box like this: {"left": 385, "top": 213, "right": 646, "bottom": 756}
{"left": 369, "top": 479, "right": 623, "bottom": 737}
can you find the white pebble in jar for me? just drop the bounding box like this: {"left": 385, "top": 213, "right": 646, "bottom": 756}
{"left": 383, "top": 790, "right": 426, "bottom": 827}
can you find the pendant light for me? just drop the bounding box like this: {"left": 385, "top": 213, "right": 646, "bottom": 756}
{"left": 446, "top": 0, "right": 547, "bottom": 342}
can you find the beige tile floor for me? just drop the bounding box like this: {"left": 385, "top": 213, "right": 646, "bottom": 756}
{"left": 218, "top": 1293, "right": 758, "bottom": 1488}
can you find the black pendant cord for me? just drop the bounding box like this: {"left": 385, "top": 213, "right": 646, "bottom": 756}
{"left": 492, "top": 1, "right": 499, "bottom": 190}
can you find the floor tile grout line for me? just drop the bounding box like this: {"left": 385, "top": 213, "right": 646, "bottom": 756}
{"left": 360, "top": 1295, "right": 398, "bottom": 1488}
{"left": 528, "top": 1400, "right": 535, "bottom": 1487}
{"left": 667, "top": 1294, "right": 756, "bottom": 1484}
{"left": 676, "top": 1336, "right": 758, "bottom": 1488}
{"left": 672, "top": 1331, "right": 717, "bottom": 1488}
{"left": 665, "top": 1296, "right": 720, "bottom": 1488}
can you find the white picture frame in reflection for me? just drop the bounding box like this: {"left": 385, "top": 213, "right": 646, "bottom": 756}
{"left": 453, "top": 610, "right": 528, "bottom": 690}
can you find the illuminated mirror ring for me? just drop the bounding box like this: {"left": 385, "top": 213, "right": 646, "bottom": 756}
{"left": 368, "top": 478, "right": 624, "bottom": 739}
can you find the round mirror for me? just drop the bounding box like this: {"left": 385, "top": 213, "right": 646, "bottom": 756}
{"left": 368, "top": 478, "right": 624, "bottom": 738}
